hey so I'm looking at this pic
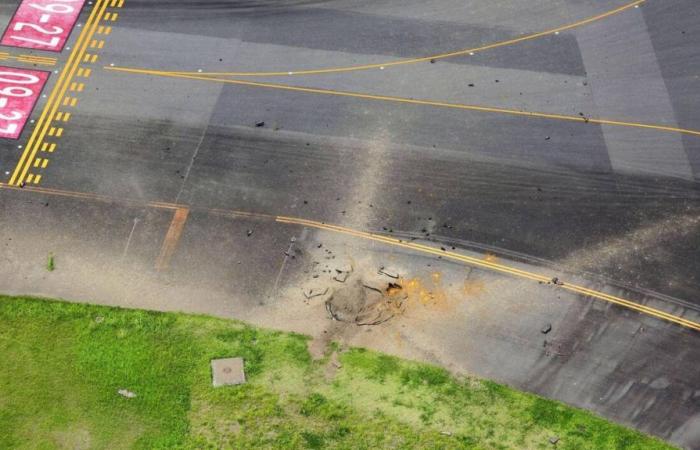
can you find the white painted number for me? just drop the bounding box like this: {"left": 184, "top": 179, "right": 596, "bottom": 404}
{"left": 0, "top": 86, "right": 34, "bottom": 97}
{"left": 29, "top": 3, "right": 74, "bottom": 13}
{"left": 8, "top": 35, "right": 60, "bottom": 47}
{"left": 13, "top": 22, "right": 63, "bottom": 35}
{"left": 0, "top": 72, "right": 40, "bottom": 84}
{"left": 0, "top": 111, "right": 23, "bottom": 120}
{"left": 0, "top": 123, "right": 19, "bottom": 135}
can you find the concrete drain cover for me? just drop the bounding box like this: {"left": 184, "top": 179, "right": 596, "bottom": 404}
{"left": 211, "top": 357, "right": 246, "bottom": 387}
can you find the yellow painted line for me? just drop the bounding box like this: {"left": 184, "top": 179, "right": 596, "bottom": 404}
{"left": 69, "top": 82, "right": 77, "bottom": 91}
{"left": 166, "top": 0, "right": 646, "bottom": 78}
{"left": 83, "top": 68, "right": 92, "bottom": 77}
{"left": 104, "top": 12, "right": 111, "bottom": 20}
{"left": 32, "top": 174, "right": 41, "bottom": 184}
{"left": 0, "top": 179, "right": 695, "bottom": 331}
{"left": 117, "top": 0, "right": 124, "bottom": 7}
{"left": 62, "top": 112, "right": 71, "bottom": 122}
{"left": 97, "top": 40, "right": 105, "bottom": 49}
{"left": 25, "top": 174, "right": 34, "bottom": 184}
{"left": 90, "top": 39, "right": 98, "bottom": 48}
{"left": 90, "top": 54, "right": 99, "bottom": 63}
{"left": 155, "top": 207, "right": 189, "bottom": 271}
{"left": 70, "top": 97, "right": 78, "bottom": 107}
{"left": 55, "top": 128, "right": 63, "bottom": 137}
{"left": 275, "top": 216, "right": 700, "bottom": 331}
{"left": 47, "top": 143, "right": 56, "bottom": 152}
{"left": 109, "top": 12, "right": 118, "bottom": 21}
{"left": 48, "top": 127, "right": 56, "bottom": 136}
{"left": 83, "top": 53, "right": 92, "bottom": 63}
{"left": 76, "top": 83, "right": 84, "bottom": 92}
{"left": 107, "top": 67, "right": 700, "bottom": 138}
{"left": 10, "top": 0, "right": 109, "bottom": 186}
{"left": 41, "top": 159, "right": 48, "bottom": 169}
{"left": 14, "top": 56, "right": 56, "bottom": 66}
{"left": 33, "top": 158, "right": 42, "bottom": 168}
{"left": 55, "top": 112, "right": 63, "bottom": 121}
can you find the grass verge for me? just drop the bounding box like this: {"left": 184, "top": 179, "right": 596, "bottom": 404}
{"left": 0, "top": 295, "right": 673, "bottom": 449}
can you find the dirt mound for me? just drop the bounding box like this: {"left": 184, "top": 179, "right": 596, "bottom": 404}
{"left": 325, "top": 279, "right": 406, "bottom": 326}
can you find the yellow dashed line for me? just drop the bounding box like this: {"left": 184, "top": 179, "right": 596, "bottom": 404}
{"left": 55, "top": 128, "right": 64, "bottom": 137}
{"left": 76, "top": 83, "right": 84, "bottom": 92}
{"left": 90, "top": 54, "right": 99, "bottom": 63}
{"left": 97, "top": 40, "right": 105, "bottom": 49}
{"left": 62, "top": 112, "right": 71, "bottom": 122}
{"left": 55, "top": 112, "right": 63, "bottom": 121}
{"left": 33, "top": 158, "right": 42, "bottom": 168}
{"left": 48, "top": 127, "right": 56, "bottom": 136}
{"left": 41, "top": 159, "right": 49, "bottom": 169}
{"left": 70, "top": 97, "right": 78, "bottom": 107}
{"left": 109, "top": 12, "right": 118, "bottom": 21}
{"left": 104, "top": 12, "right": 112, "bottom": 20}
{"left": 32, "top": 174, "right": 41, "bottom": 184}
{"left": 117, "top": 0, "right": 124, "bottom": 7}
{"left": 26, "top": 174, "right": 34, "bottom": 184}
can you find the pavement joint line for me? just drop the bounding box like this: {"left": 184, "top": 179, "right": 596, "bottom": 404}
{"left": 0, "top": 181, "right": 696, "bottom": 331}
{"left": 155, "top": 207, "right": 189, "bottom": 271}
{"left": 163, "top": 0, "right": 646, "bottom": 78}
{"left": 106, "top": 68, "right": 700, "bottom": 138}
{"left": 9, "top": 0, "right": 111, "bottom": 187}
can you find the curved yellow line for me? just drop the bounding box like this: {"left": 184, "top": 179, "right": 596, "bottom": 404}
{"left": 166, "top": 0, "right": 646, "bottom": 78}
{"left": 276, "top": 216, "right": 700, "bottom": 331}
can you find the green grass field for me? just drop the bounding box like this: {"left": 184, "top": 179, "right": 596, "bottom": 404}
{"left": 0, "top": 295, "right": 673, "bottom": 449}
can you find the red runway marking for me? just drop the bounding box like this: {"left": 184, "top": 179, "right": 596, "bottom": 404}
{"left": 0, "top": 66, "right": 49, "bottom": 139}
{"left": 1, "top": 0, "right": 87, "bottom": 52}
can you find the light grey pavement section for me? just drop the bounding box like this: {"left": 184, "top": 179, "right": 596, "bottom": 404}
{"left": 573, "top": 4, "right": 694, "bottom": 180}
{"left": 334, "top": 0, "right": 570, "bottom": 30}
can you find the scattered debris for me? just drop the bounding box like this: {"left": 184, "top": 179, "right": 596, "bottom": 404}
{"left": 94, "top": 316, "right": 104, "bottom": 323}
{"left": 551, "top": 277, "right": 564, "bottom": 286}
{"left": 246, "top": 229, "right": 254, "bottom": 237}
{"left": 211, "top": 357, "right": 246, "bottom": 387}
{"left": 440, "top": 431, "right": 453, "bottom": 436}
{"left": 333, "top": 271, "right": 350, "bottom": 283}
{"left": 304, "top": 287, "right": 329, "bottom": 299}
{"left": 430, "top": 58, "right": 436, "bottom": 64}
{"left": 117, "top": 389, "right": 137, "bottom": 398}
{"left": 541, "top": 323, "right": 552, "bottom": 334}
{"left": 255, "top": 121, "right": 265, "bottom": 127}
{"left": 549, "top": 436, "right": 560, "bottom": 445}
{"left": 378, "top": 267, "right": 399, "bottom": 279}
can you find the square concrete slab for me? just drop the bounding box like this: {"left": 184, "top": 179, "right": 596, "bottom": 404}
{"left": 211, "top": 357, "right": 246, "bottom": 387}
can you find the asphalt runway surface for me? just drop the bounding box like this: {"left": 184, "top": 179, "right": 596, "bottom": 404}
{"left": 0, "top": 0, "right": 699, "bottom": 447}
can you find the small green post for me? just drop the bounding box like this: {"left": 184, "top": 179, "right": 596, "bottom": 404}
{"left": 47, "top": 253, "right": 55, "bottom": 272}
